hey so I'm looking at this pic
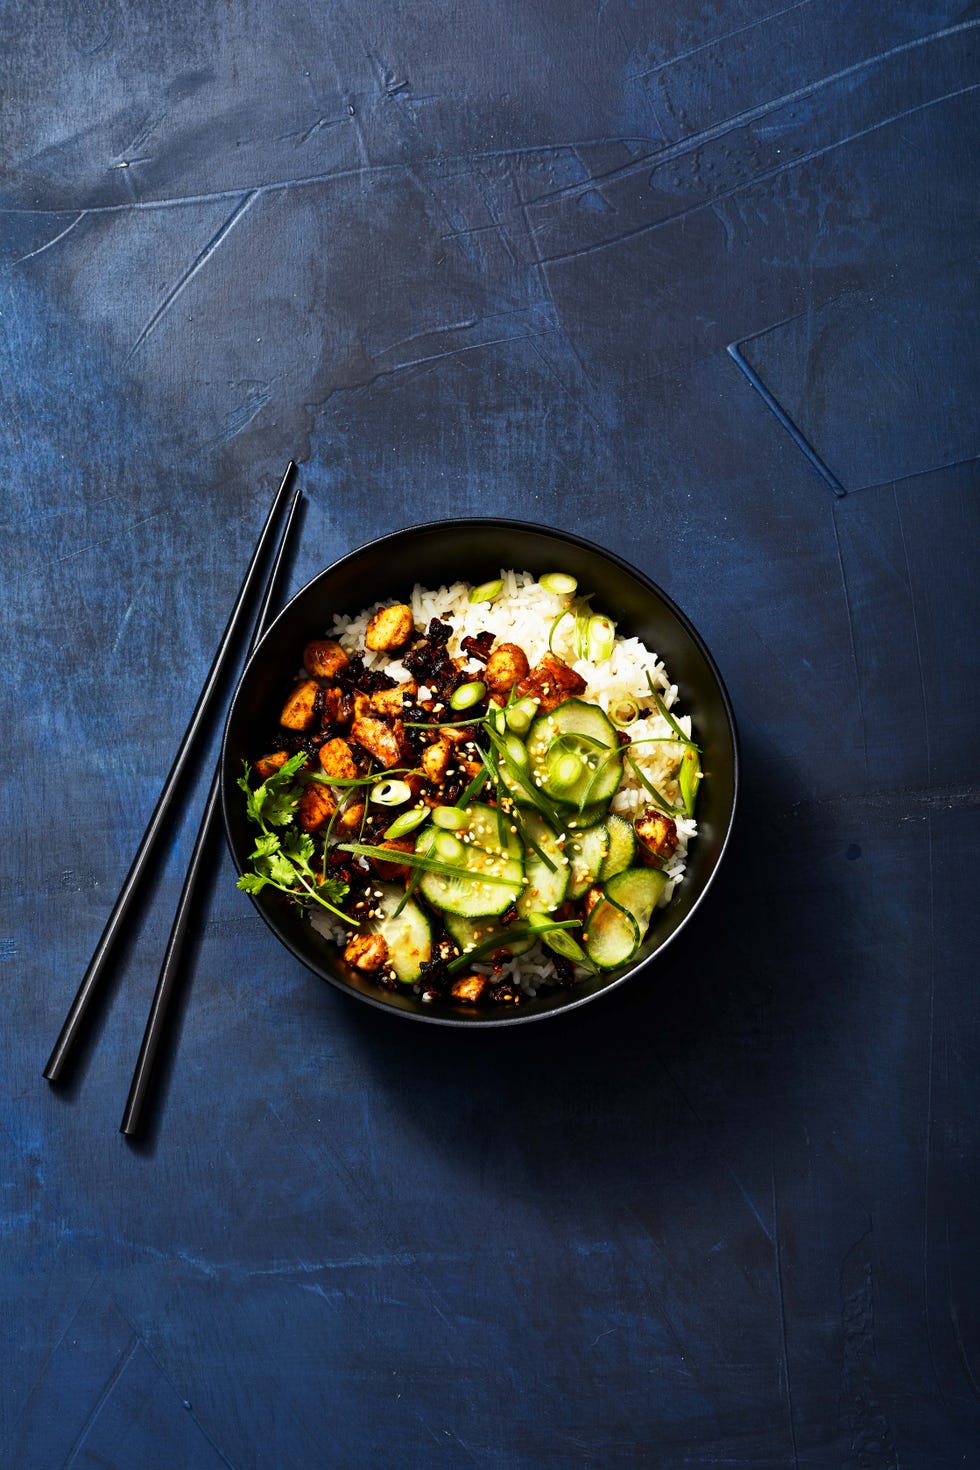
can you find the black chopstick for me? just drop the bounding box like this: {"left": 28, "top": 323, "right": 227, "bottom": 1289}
{"left": 43, "top": 462, "right": 297, "bottom": 1084}
{"left": 119, "top": 486, "right": 302, "bottom": 1136}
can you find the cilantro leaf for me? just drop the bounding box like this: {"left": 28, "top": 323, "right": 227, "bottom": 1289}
{"left": 237, "top": 756, "right": 356, "bottom": 923}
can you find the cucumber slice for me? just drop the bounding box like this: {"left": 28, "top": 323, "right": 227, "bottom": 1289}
{"left": 416, "top": 804, "right": 524, "bottom": 917}
{"left": 601, "top": 813, "right": 636, "bottom": 880}
{"left": 517, "top": 812, "right": 570, "bottom": 918}
{"left": 444, "top": 911, "right": 536, "bottom": 959}
{"left": 527, "top": 698, "right": 622, "bottom": 812}
{"left": 583, "top": 896, "right": 640, "bottom": 970}
{"left": 566, "top": 822, "right": 610, "bottom": 899}
{"left": 584, "top": 867, "right": 668, "bottom": 970}
{"left": 371, "top": 883, "right": 433, "bottom": 984}
{"left": 605, "top": 866, "right": 668, "bottom": 927}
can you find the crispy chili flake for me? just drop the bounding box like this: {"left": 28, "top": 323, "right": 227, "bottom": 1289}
{"left": 461, "top": 631, "right": 495, "bottom": 663}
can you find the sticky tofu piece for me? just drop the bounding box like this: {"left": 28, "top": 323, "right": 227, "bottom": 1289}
{"left": 280, "top": 679, "right": 320, "bottom": 730}
{"left": 365, "top": 604, "right": 414, "bottom": 651}
{"left": 303, "top": 638, "right": 350, "bottom": 678}
{"left": 421, "top": 738, "right": 451, "bottom": 783}
{"left": 254, "top": 751, "right": 290, "bottom": 780}
{"left": 369, "top": 838, "right": 415, "bottom": 882}
{"left": 318, "top": 737, "right": 359, "bottom": 781}
{"left": 485, "top": 642, "right": 530, "bottom": 702}
{"left": 344, "top": 933, "right": 389, "bottom": 972}
{"left": 297, "top": 783, "right": 336, "bottom": 832}
{"left": 335, "top": 801, "right": 366, "bottom": 835}
{"left": 320, "top": 686, "right": 344, "bottom": 727}
{"left": 350, "top": 713, "right": 404, "bottom": 768}
{"left": 450, "top": 974, "right": 488, "bottom": 1004}
{"left": 369, "top": 681, "right": 417, "bottom": 717}
{"left": 634, "top": 809, "right": 679, "bottom": 863}
{"left": 515, "top": 653, "right": 587, "bottom": 714}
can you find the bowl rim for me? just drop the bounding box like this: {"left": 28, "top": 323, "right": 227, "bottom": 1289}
{"left": 220, "top": 514, "right": 740, "bottom": 1028}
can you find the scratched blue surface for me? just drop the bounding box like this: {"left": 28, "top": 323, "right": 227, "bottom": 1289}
{"left": 2, "top": 1, "right": 978, "bottom": 1466}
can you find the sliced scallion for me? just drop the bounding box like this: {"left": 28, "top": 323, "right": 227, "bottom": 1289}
{"left": 504, "top": 735, "right": 529, "bottom": 768}
{"left": 548, "top": 749, "right": 584, "bottom": 793}
{"left": 505, "top": 696, "right": 537, "bottom": 736}
{"left": 370, "top": 779, "right": 412, "bottom": 807}
{"left": 609, "top": 695, "right": 640, "bottom": 729}
{"left": 450, "top": 680, "right": 486, "bottom": 711}
{"left": 434, "top": 831, "right": 464, "bottom": 862}
{"left": 540, "top": 572, "right": 578, "bottom": 596}
{"left": 432, "top": 805, "right": 467, "bottom": 830}
{"left": 679, "top": 746, "right": 701, "bottom": 815}
{"left": 548, "top": 607, "right": 574, "bottom": 654}
{"left": 585, "top": 614, "right": 616, "bottom": 663}
{"left": 468, "top": 578, "right": 504, "bottom": 604}
{"left": 384, "top": 806, "right": 431, "bottom": 840}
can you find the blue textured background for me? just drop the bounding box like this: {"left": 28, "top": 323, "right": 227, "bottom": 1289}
{"left": 2, "top": 2, "right": 978, "bottom": 1466}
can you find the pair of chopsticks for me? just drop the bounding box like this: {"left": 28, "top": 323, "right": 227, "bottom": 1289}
{"left": 44, "top": 461, "right": 302, "bottom": 1136}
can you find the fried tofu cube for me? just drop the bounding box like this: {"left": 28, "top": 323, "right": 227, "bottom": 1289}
{"left": 318, "top": 737, "right": 359, "bottom": 781}
{"left": 369, "top": 681, "right": 417, "bottom": 717}
{"left": 320, "top": 686, "right": 344, "bottom": 727}
{"left": 369, "top": 838, "right": 416, "bottom": 882}
{"left": 443, "top": 723, "right": 478, "bottom": 745}
{"left": 350, "top": 713, "right": 404, "bottom": 768}
{"left": 254, "top": 751, "right": 290, "bottom": 780}
{"left": 280, "top": 678, "right": 320, "bottom": 730}
{"left": 485, "top": 642, "right": 530, "bottom": 702}
{"left": 344, "top": 932, "right": 389, "bottom": 972}
{"left": 634, "top": 809, "right": 679, "bottom": 863}
{"left": 450, "top": 974, "right": 489, "bottom": 1004}
{"left": 303, "top": 638, "right": 350, "bottom": 678}
{"left": 515, "top": 652, "right": 587, "bottom": 714}
{"left": 297, "top": 783, "right": 336, "bottom": 832}
{"left": 335, "top": 801, "right": 366, "bottom": 835}
{"left": 365, "top": 603, "right": 414, "bottom": 651}
{"left": 421, "top": 738, "right": 451, "bottom": 783}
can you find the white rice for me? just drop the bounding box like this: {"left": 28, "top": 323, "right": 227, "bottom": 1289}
{"left": 315, "top": 571, "right": 699, "bottom": 996}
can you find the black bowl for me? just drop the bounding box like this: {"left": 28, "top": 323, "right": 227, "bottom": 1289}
{"left": 221, "top": 518, "right": 738, "bottom": 1027}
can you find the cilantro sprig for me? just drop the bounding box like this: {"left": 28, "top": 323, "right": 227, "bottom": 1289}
{"left": 237, "top": 754, "right": 353, "bottom": 921}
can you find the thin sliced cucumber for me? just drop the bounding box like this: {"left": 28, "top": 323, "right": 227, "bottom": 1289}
{"left": 517, "top": 812, "right": 570, "bottom": 918}
{"left": 584, "top": 867, "right": 668, "bottom": 970}
{"left": 416, "top": 804, "right": 524, "bottom": 917}
{"left": 605, "top": 866, "right": 667, "bottom": 927}
{"left": 444, "top": 911, "right": 536, "bottom": 959}
{"left": 527, "top": 699, "right": 622, "bottom": 812}
{"left": 601, "top": 813, "right": 636, "bottom": 880}
{"left": 371, "top": 883, "right": 433, "bottom": 984}
{"left": 583, "top": 896, "right": 640, "bottom": 970}
{"left": 566, "top": 821, "right": 610, "bottom": 899}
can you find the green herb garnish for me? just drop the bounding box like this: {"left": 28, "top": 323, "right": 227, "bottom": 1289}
{"left": 237, "top": 756, "right": 352, "bottom": 919}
